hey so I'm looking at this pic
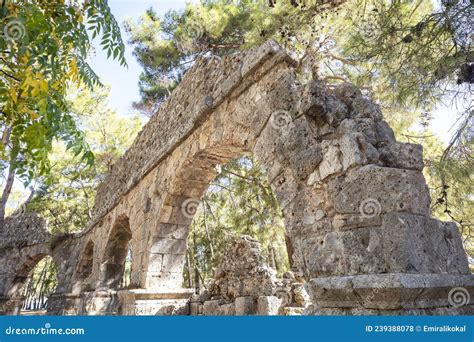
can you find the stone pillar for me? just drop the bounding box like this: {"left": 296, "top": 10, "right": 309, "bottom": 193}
{"left": 145, "top": 222, "right": 188, "bottom": 289}
{"left": 255, "top": 80, "right": 474, "bottom": 314}
{"left": 302, "top": 84, "right": 473, "bottom": 314}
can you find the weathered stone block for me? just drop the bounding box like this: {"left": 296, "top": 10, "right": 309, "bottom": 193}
{"left": 309, "top": 273, "right": 474, "bottom": 310}
{"left": 299, "top": 216, "right": 333, "bottom": 238}
{"left": 379, "top": 142, "right": 424, "bottom": 171}
{"left": 148, "top": 253, "right": 163, "bottom": 271}
{"left": 269, "top": 168, "right": 298, "bottom": 210}
{"left": 328, "top": 165, "right": 431, "bottom": 216}
{"left": 241, "top": 40, "right": 282, "bottom": 76}
{"left": 155, "top": 223, "right": 189, "bottom": 240}
{"left": 160, "top": 254, "right": 186, "bottom": 273}
{"left": 220, "top": 303, "right": 236, "bottom": 315}
{"left": 381, "top": 212, "right": 470, "bottom": 274}
{"left": 333, "top": 83, "right": 362, "bottom": 106}
{"left": 150, "top": 238, "right": 186, "bottom": 255}
{"left": 297, "top": 80, "right": 327, "bottom": 119}
{"left": 299, "top": 81, "right": 348, "bottom": 126}
{"left": 257, "top": 296, "right": 282, "bottom": 315}
{"left": 324, "top": 95, "right": 349, "bottom": 125}
{"left": 280, "top": 307, "right": 305, "bottom": 315}
{"left": 374, "top": 120, "right": 396, "bottom": 145}
{"left": 339, "top": 228, "right": 385, "bottom": 275}
{"left": 350, "top": 96, "right": 382, "bottom": 120}
{"left": 190, "top": 302, "right": 203, "bottom": 315}
{"left": 354, "top": 118, "right": 378, "bottom": 145}
{"left": 275, "top": 116, "right": 314, "bottom": 161}
{"left": 319, "top": 143, "right": 343, "bottom": 180}
{"left": 203, "top": 299, "right": 224, "bottom": 315}
{"left": 145, "top": 271, "right": 183, "bottom": 289}
{"left": 339, "top": 134, "right": 365, "bottom": 170}
{"left": 298, "top": 233, "right": 345, "bottom": 277}
{"left": 289, "top": 145, "right": 323, "bottom": 181}
{"left": 235, "top": 296, "right": 256, "bottom": 315}
{"left": 210, "top": 236, "right": 276, "bottom": 301}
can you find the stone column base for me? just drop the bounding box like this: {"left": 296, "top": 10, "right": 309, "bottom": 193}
{"left": 307, "top": 273, "right": 474, "bottom": 315}
{"left": 117, "top": 288, "right": 194, "bottom": 315}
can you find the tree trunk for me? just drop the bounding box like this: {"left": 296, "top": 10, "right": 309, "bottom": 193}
{"left": 272, "top": 243, "right": 280, "bottom": 273}
{"left": 185, "top": 251, "right": 193, "bottom": 288}
{"left": 284, "top": 235, "right": 294, "bottom": 269}
{"left": 34, "top": 262, "right": 48, "bottom": 310}
{"left": 0, "top": 126, "right": 13, "bottom": 229}
{"left": 268, "top": 245, "right": 276, "bottom": 269}
{"left": 23, "top": 278, "right": 33, "bottom": 311}
{"left": 0, "top": 164, "right": 15, "bottom": 228}
{"left": 193, "top": 232, "right": 200, "bottom": 294}
{"left": 203, "top": 202, "right": 215, "bottom": 260}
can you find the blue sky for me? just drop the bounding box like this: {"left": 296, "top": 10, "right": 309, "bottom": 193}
{"left": 90, "top": 0, "right": 459, "bottom": 143}
{"left": 89, "top": 0, "right": 194, "bottom": 118}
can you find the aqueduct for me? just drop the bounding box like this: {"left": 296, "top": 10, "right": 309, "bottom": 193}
{"left": 0, "top": 41, "right": 473, "bottom": 315}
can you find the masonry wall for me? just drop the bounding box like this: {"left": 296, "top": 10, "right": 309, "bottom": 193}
{"left": 0, "top": 41, "right": 472, "bottom": 316}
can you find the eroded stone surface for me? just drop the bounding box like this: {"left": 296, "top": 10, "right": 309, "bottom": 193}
{"left": 0, "top": 40, "right": 472, "bottom": 316}
{"left": 190, "top": 236, "right": 308, "bottom": 316}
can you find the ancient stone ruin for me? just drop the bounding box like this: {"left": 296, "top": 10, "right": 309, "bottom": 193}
{"left": 0, "top": 41, "right": 473, "bottom": 315}
{"left": 189, "top": 235, "right": 309, "bottom": 315}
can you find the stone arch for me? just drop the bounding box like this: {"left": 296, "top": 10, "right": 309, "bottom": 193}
{"left": 146, "top": 146, "right": 253, "bottom": 289}
{"left": 4, "top": 248, "right": 58, "bottom": 315}
{"left": 8, "top": 251, "right": 49, "bottom": 298}
{"left": 98, "top": 215, "right": 132, "bottom": 290}
{"left": 143, "top": 122, "right": 306, "bottom": 292}
{"left": 138, "top": 45, "right": 300, "bottom": 291}
{"left": 8, "top": 41, "right": 469, "bottom": 315}
{"left": 133, "top": 53, "right": 472, "bottom": 314}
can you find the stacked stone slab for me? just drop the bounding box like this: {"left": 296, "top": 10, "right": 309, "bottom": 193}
{"left": 285, "top": 82, "right": 473, "bottom": 314}
{"left": 0, "top": 40, "right": 472, "bottom": 315}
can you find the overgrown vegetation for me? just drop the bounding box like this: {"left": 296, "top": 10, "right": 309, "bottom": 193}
{"left": 0, "top": 0, "right": 126, "bottom": 226}
{"left": 184, "top": 156, "right": 289, "bottom": 289}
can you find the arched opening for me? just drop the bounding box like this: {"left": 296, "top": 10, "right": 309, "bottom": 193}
{"left": 99, "top": 215, "right": 132, "bottom": 289}
{"left": 183, "top": 155, "right": 290, "bottom": 293}
{"left": 9, "top": 255, "right": 58, "bottom": 315}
